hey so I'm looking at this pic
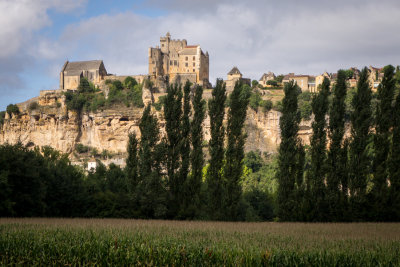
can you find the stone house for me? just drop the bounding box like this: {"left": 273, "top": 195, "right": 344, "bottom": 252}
{"left": 283, "top": 73, "right": 316, "bottom": 92}
{"left": 368, "top": 66, "right": 384, "bottom": 89}
{"left": 148, "top": 32, "right": 210, "bottom": 87}
{"left": 258, "top": 71, "right": 276, "bottom": 87}
{"left": 225, "top": 67, "right": 251, "bottom": 92}
{"left": 60, "top": 60, "right": 107, "bottom": 90}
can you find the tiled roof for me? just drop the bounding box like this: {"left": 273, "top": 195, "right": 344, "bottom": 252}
{"left": 64, "top": 60, "right": 103, "bottom": 76}
{"left": 228, "top": 66, "right": 242, "bottom": 75}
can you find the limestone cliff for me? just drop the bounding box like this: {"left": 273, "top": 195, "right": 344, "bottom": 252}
{"left": 0, "top": 90, "right": 312, "bottom": 164}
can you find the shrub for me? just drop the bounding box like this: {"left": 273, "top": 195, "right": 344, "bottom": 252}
{"left": 260, "top": 100, "right": 273, "bottom": 112}
{"left": 124, "top": 76, "right": 138, "bottom": 89}
{"left": 153, "top": 95, "right": 166, "bottom": 111}
{"left": 249, "top": 91, "right": 262, "bottom": 111}
{"left": 28, "top": 101, "right": 39, "bottom": 112}
{"left": 111, "top": 80, "right": 123, "bottom": 91}
{"left": 266, "top": 80, "right": 278, "bottom": 87}
{"left": 6, "top": 104, "right": 20, "bottom": 116}
{"left": 75, "top": 143, "right": 90, "bottom": 154}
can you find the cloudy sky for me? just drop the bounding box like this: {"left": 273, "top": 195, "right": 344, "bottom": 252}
{"left": 1, "top": 0, "right": 400, "bottom": 110}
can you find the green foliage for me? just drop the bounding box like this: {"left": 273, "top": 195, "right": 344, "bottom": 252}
{"left": 75, "top": 143, "right": 90, "bottom": 154}
{"left": 244, "top": 150, "right": 263, "bottom": 173}
{"left": 276, "top": 75, "right": 284, "bottom": 83}
{"left": 224, "top": 81, "right": 251, "bottom": 220}
{"left": 28, "top": 101, "right": 39, "bottom": 112}
{"left": 6, "top": 104, "right": 19, "bottom": 116}
{"left": 249, "top": 90, "right": 262, "bottom": 111}
{"left": 153, "top": 95, "right": 166, "bottom": 111}
{"left": 349, "top": 67, "right": 372, "bottom": 220}
{"left": 326, "top": 70, "right": 348, "bottom": 221}
{"left": 124, "top": 76, "right": 138, "bottom": 89}
{"left": 266, "top": 80, "right": 278, "bottom": 86}
{"left": 207, "top": 79, "right": 226, "bottom": 219}
{"left": 276, "top": 80, "right": 302, "bottom": 221}
{"left": 260, "top": 99, "right": 273, "bottom": 112}
{"left": 298, "top": 91, "right": 312, "bottom": 120}
{"left": 344, "top": 69, "right": 355, "bottom": 79}
{"left": 251, "top": 80, "right": 259, "bottom": 88}
{"left": 273, "top": 100, "right": 283, "bottom": 112}
{"left": 0, "top": 111, "right": 5, "bottom": 125}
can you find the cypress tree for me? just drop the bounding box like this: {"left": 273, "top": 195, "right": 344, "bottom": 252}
{"left": 224, "top": 81, "right": 251, "bottom": 220}
{"left": 185, "top": 84, "right": 206, "bottom": 219}
{"left": 179, "top": 81, "right": 192, "bottom": 218}
{"left": 126, "top": 132, "right": 139, "bottom": 193}
{"left": 137, "top": 105, "right": 167, "bottom": 218}
{"left": 349, "top": 67, "right": 372, "bottom": 221}
{"left": 164, "top": 83, "right": 183, "bottom": 217}
{"left": 326, "top": 70, "right": 347, "bottom": 221}
{"left": 276, "top": 80, "right": 301, "bottom": 221}
{"left": 372, "top": 65, "right": 396, "bottom": 220}
{"left": 207, "top": 79, "right": 226, "bottom": 220}
{"left": 307, "top": 77, "right": 330, "bottom": 221}
{"left": 389, "top": 90, "right": 400, "bottom": 220}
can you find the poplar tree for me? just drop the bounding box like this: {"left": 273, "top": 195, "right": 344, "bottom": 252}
{"left": 389, "top": 90, "right": 400, "bottom": 220}
{"left": 276, "top": 80, "right": 301, "bottom": 221}
{"left": 137, "top": 105, "right": 166, "bottom": 218}
{"left": 224, "top": 81, "right": 251, "bottom": 220}
{"left": 372, "top": 65, "right": 396, "bottom": 220}
{"left": 326, "top": 70, "right": 347, "bottom": 221}
{"left": 307, "top": 77, "right": 330, "bottom": 221}
{"left": 179, "top": 81, "right": 192, "bottom": 218}
{"left": 164, "top": 83, "right": 183, "bottom": 217}
{"left": 185, "top": 84, "right": 206, "bottom": 219}
{"left": 207, "top": 79, "right": 226, "bottom": 220}
{"left": 349, "top": 67, "right": 372, "bottom": 220}
{"left": 126, "top": 132, "right": 139, "bottom": 193}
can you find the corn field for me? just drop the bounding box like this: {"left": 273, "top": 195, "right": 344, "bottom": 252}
{"left": 0, "top": 218, "right": 399, "bottom": 266}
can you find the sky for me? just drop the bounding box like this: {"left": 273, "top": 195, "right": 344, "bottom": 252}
{"left": 1, "top": 0, "right": 400, "bottom": 110}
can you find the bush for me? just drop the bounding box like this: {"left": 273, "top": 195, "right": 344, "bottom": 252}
{"left": 28, "top": 101, "right": 39, "bottom": 112}
{"left": 124, "top": 77, "right": 138, "bottom": 89}
{"left": 252, "top": 80, "right": 259, "bottom": 88}
{"left": 153, "top": 95, "right": 166, "bottom": 111}
{"left": 260, "top": 100, "right": 273, "bottom": 112}
{"left": 249, "top": 91, "right": 262, "bottom": 111}
{"left": 6, "top": 104, "right": 19, "bottom": 116}
{"left": 273, "top": 101, "right": 283, "bottom": 112}
{"left": 266, "top": 80, "right": 278, "bottom": 87}
{"left": 111, "top": 80, "right": 123, "bottom": 91}
{"left": 298, "top": 92, "right": 312, "bottom": 120}
{"left": 75, "top": 143, "right": 90, "bottom": 154}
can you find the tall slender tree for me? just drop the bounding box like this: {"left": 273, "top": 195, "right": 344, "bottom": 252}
{"left": 207, "top": 79, "right": 226, "bottom": 220}
{"left": 137, "top": 105, "right": 167, "bottom": 218}
{"left": 307, "top": 77, "right": 330, "bottom": 221}
{"left": 179, "top": 81, "right": 192, "bottom": 218}
{"left": 326, "top": 70, "right": 347, "bottom": 221}
{"left": 164, "top": 83, "right": 183, "bottom": 217}
{"left": 184, "top": 84, "right": 206, "bottom": 219}
{"left": 349, "top": 67, "right": 372, "bottom": 221}
{"left": 372, "top": 65, "right": 396, "bottom": 220}
{"left": 224, "top": 81, "right": 251, "bottom": 220}
{"left": 126, "top": 132, "right": 139, "bottom": 193}
{"left": 389, "top": 88, "right": 400, "bottom": 221}
{"left": 276, "top": 80, "right": 301, "bottom": 221}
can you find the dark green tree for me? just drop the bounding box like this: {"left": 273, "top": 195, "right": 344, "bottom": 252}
{"left": 164, "top": 83, "right": 183, "bottom": 218}
{"left": 372, "top": 65, "right": 396, "bottom": 220}
{"left": 276, "top": 80, "right": 301, "bottom": 221}
{"left": 326, "top": 70, "right": 348, "bottom": 221}
{"left": 126, "top": 132, "right": 139, "bottom": 193}
{"left": 224, "top": 81, "right": 251, "bottom": 220}
{"left": 179, "top": 81, "right": 192, "bottom": 218}
{"left": 137, "top": 105, "right": 167, "bottom": 218}
{"left": 389, "top": 89, "right": 400, "bottom": 220}
{"left": 207, "top": 79, "right": 227, "bottom": 220}
{"left": 307, "top": 77, "right": 330, "bottom": 221}
{"left": 349, "top": 67, "right": 372, "bottom": 221}
{"left": 184, "top": 84, "right": 206, "bottom": 219}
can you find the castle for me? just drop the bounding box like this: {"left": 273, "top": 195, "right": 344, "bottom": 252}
{"left": 60, "top": 60, "right": 107, "bottom": 90}
{"left": 148, "top": 32, "right": 210, "bottom": 87}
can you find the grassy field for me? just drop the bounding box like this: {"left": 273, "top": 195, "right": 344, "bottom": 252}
{"left": 1, "top": 219, "right": 399, "bottom": 266}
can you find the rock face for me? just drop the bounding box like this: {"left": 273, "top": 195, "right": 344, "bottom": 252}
{"left": 0, "top": 90, "right": 313, "bottom": 161}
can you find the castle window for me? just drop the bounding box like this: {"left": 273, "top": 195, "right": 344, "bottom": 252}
{"left": 193, "top": 63, "right": 195, "bottom": 67}
{"left": 193, "top": 69, "right": 195, "bottom": 72}
{"left": 185, "top": 56, "right": 188, "bottom": 61}
{"left": 174, "top": 60, "right": 177, "bottom": 66}
{"left": 185, "top": 63, "right": 188, "bottom": 67}
{"left": 170, "top": 60, "right": 172, "bottom": 65}
{"left": 162, "top": 44, "right": 164, "bottom": 47}
{"left": 193, "top": 56, "right": 195, "bottom": 60}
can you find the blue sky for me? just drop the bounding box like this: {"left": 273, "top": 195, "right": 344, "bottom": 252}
{"left": 1, "top": 0, "right": 400, "bottom": 110}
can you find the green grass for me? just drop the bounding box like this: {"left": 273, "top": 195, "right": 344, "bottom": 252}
{"left": 1, "top": 219, "right": 399, "bottom": 266}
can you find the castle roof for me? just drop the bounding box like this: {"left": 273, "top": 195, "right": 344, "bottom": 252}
{"left": 179, "top": 46, "right": 199, "bottom": 55}
{"left": 228, "top": 66, "right": 242, "bottom": 75}
{"left": 63, "top": 60, "right": 104, "bottom": 76}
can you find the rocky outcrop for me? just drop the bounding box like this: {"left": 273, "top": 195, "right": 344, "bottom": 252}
{"left": 0, "top": 90, "right": 314, "bottom": 161}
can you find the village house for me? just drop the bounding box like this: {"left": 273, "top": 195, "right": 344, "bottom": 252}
{"left": 224, "top": 67, "right": 251, "bottom": 92}
{"left": 258, "top": 72, "right": 276, "bottom": 87}
{"left": 282, "top": 73, "right": 316, "bottom": 92}
{"left": 60, "top": 60, "right": 107, "bottom": 90}
{"left": 148, "top": 32, "right": 210, "bottom": 87}
{"left": 368, "top": 66, "right": 384, "bottom": 89}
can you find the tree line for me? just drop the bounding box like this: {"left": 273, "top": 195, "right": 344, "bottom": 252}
{"left": 277, "top": 65, "right": 400, "bottom": 221}
{"left": 0, "top": 80, "right": 256, "bottom": 220}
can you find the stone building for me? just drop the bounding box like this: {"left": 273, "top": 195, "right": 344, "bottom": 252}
{"left": 258, "top": 72, "right": 276, "bottom": 87}
{"left": 60, "top": 60, "right": 107, "bottom": 90}
{"left": 225, "top": 67, "right": 251, "bottom": 92}
{"left": 283, "top": 73, "right": 316, "bottom": 92}
{"left": 368, "top": 66, "right": 384, "bottom": 89}
{"left": 148, "top": 32, "right": 210, "bottom": 87}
